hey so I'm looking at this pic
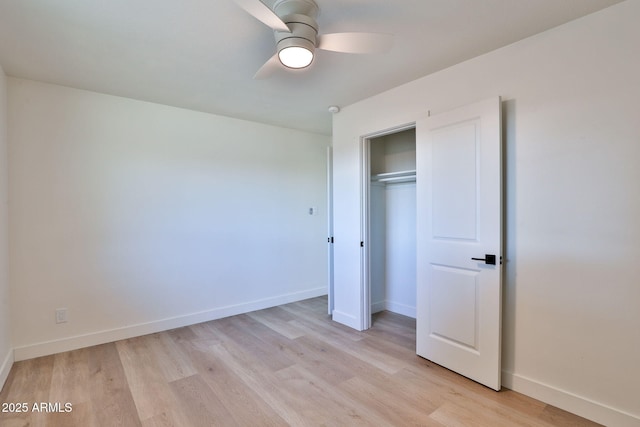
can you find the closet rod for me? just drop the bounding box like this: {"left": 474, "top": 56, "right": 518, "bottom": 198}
{"left": 371, "top": 170, "right": 416, "bottom": 184}
{"left": 374, "top": 176, "right": 416, "bottom": 183}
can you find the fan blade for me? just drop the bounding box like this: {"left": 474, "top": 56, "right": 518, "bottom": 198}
{"left": 234, "top": 0, "right": 290, "bottom": 32}
{"left": 317, "top": 32, "right": 394, "bottom": 54}
{"left": 253, "top": 54, "right": 281, "bottom": 79}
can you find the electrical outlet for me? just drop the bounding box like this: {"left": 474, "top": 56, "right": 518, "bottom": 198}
{"left": 55, "top": 308, "right": 68, "bottom": 324}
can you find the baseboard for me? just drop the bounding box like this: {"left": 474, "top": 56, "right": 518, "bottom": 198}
{"left": 334, "top": 302, "right": 415, "bottom": 329}
{"left": 13, "top": 287, "right": 327, "bottom": 362}
{"left": 384, "top": 301, "right": 416, "bottom": 318}
{"left": 0, "top": 347, "right": 14, "bottom": 393}
{"left": 502, "top": 370, "right": 640, "bottom": 427}
{"left": 332, "top": 309, "right": 362, "bottom": 331}
{"left": 372, "top": 300, "right": 416, "bottom": 318}
{"left": 371, "top": 301, "right": 385, "bottom": 314}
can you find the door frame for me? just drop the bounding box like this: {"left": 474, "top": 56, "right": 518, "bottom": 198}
{"left": 327, "top": 146, "right": 334, "bottom": 315}
{"left": 359, "top": 122, "right": 416, "bottom": 330}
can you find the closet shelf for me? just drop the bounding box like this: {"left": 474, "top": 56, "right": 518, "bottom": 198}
{"left": 371, "top": 170, "right": 416, "bottom": 184}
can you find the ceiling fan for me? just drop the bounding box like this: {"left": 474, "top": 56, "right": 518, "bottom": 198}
{"left": 233, "top": 0, "right": 394, "bottom": 78}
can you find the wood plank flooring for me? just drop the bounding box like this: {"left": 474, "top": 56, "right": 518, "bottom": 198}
{"left": 0, "top": 296, "right": 601, "bottom": 426}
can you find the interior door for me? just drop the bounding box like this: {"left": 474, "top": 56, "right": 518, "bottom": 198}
{"left": 416, "top": 97, "right": 502, "bottom": 391}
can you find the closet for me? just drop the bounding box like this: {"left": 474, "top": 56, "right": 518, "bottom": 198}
{"left": 367, "top": 128, "right": 416, "bottom": 320}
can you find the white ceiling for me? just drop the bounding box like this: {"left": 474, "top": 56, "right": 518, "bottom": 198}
{"left": 0, "top": 0, "right": 622, "bottom": 135}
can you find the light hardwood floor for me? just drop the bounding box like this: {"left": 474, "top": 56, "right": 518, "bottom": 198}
{"left": 1, "top": 296, "right": 601, "bottom": 426}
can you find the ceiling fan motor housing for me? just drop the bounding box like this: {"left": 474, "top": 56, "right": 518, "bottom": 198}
{"left": 275, "top": 15, "right": 318, "bottom": 48}
{"left": 273, "top": 0, "right": 319, "bottom": 19}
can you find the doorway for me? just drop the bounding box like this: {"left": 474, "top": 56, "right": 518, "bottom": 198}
{"left": 362, "top": 125, "right": 416, "bottom": 329}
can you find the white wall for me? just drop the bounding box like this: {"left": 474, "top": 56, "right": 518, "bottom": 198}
{"left": 332, "top": 1, "right": 639, "bottom": 426}
{"left": 370, "top": 183, "right": 417, "bottom": 317}
{"left": 8, "top": 78, "right": 329, "bottom": 360}
{"left": 0, "top": 65, "right": 12, "bottom": 391}
{"left": 383, "top": 182, "right": 416, "bottom": 317}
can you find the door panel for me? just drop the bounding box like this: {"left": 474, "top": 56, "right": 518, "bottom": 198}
{"left": 416, "top": 97, "right": 502, "bottom": 391}
{"left": 430, "top": 265, "right": 479, "bottom": 350}
{"left": 432, "top": 121, "right": 478, "bottom": 240}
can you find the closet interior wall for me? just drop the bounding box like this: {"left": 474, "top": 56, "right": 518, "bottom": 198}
{"left": 369, "top": 128, "right": 417, "bottom": 319}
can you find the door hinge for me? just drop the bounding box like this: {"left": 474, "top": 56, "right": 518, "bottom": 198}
{"left": 327, "top": 237, "right": 334, "bottom": 243}
{"left": 360, "top": 241, "right": 364, "bottom": 247}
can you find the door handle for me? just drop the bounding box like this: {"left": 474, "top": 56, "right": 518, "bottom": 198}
{"left": 471, "top": 254, "right": 496, "bottom": 265}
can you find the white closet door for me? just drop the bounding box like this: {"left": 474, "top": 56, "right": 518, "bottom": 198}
{"left": 416, "top": 97, "right": 503, "bottom": 390}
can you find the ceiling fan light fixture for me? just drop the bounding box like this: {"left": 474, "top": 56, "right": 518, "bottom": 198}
{"left": 278, "top": 45, "right": 314, "bottom": 68}
{"left": 277, "top": 36, "right": 315, "bottom": 69}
